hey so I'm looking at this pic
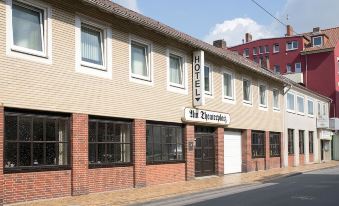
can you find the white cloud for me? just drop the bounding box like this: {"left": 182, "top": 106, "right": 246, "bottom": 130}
{"left": 204, "top": 17, "right": 274, "bottom": 47}
{"left": 111, "top": 0, "right": 140, "bottom": 13}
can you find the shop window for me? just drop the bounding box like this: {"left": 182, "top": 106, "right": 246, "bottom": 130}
{"left": 88, "top": 118, "right": 131, "bottom": 167}
{"left": 243, "top": 78, "right": 252, "bottom": 104}
{"left": 204, "top": 65, "right": 212, "bottom": 95}
{"left": 146, "top": 123, "right": 183, "bottom": 163}
{"left": 4, "top": 111, "right": 70, "bottom": 171}
{"left": 299, "top": 130, "right": 305, "bottom": 154}
{"left": 251, "top": 131, "right": 265, "bottom": 158}
{"left": 288, "top": 129, "right": 294, "bottom": 155}
{"left": 309, "top": 131, "right": 314, "bottom": 154}
{"left": 270, "top": 132, "right": 280, "bottom": 157}
{"left": 130, "top": 40, "right": 152, "bottom": 81}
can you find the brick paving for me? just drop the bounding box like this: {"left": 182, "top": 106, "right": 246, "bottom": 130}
{"left": 8, "top": 161, "right": 339, "bottom": 206}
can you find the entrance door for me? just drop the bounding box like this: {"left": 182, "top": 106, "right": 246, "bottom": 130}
{"left": 224, "top": 131, "right": 242, "bottom": 174}
{"left": 195, "top": 132, "right": 215, "bottom": 177}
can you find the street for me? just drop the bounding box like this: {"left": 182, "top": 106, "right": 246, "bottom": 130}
{"left": 142, "top": 166, "right": 339, "bottom": 206}
{"left": 190, "top": 166, "right": 339, "bottom": 206}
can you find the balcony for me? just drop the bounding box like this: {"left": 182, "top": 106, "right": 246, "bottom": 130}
{"left": 283, "top": 72, "right": 303, "bottom": 84}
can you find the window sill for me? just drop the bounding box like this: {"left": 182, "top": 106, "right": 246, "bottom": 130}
{"left": 273, "top": 108, "right": 280, "bottom": 112}
{"left": 251, "top": 156, "right": 265, "bottom": 159}
{"left": 259, "top": 105, "right": 268, "bottom": 111}
{"left": 243, "top": 101, "right": 253, "bottom": 107}
{"left": 4, "top": 165, "right": 70, "bottom": 174}
{"left": 146, "top": 160, "right": 186, "bottom": 165}
{"left": 89, "top": 163, "right": 133, "bottom": 169}
{"left": 286, "top": 109, "right": 296, "bottom": 114}
{"left": 286, "top": 48, "right": 298, "bottom": 52}
{"left": 167, "top": 84, "right": 188, "bottom": 95}
{"left": 270, "top": 155, "right": 281, "bottom": 158}
{"left": 130, "top": 75, "right": 153, "bottom": 86}
{"left": 7, "top": 49, "right": 52, "bottom": 65}
{"left": 222, "top": 97, "right": 236, "bottom": 105}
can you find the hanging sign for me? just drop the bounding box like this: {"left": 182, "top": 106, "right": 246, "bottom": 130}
{"left": 182, "top": 108, "right": 231, "bottom": 126}
{"left": 193, "top": 50, "right": 205, "bottom": 106}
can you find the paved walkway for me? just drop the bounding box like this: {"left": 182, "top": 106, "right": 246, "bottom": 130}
{"left": 9, "top": 161, "right": 339, "bottom": 206}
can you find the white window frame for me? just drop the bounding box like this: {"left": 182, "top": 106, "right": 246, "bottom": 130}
{"left": 253, "top": 47, "right": 257, "bottom": 55}
{"left": 323, "top": 103, "right": 327, "bottom": 116}
{"left": 6, "top": 0, "right": 52, "bottom": 64}
{"left": 204, "top": 63, "right": 213, "bottom": 97}
{"left": 75, "top": 14, "right": 112, "bottom": 79}
{"left": 286, "top": 92, "right": 295, "bottom": 113}
{"left": 273, "top": 44, "right": 279, "bottom": 53}
{"left": 259, "top": 46, "right": 264, "bottom": 54}
{"left": 242, "top": 77, "right": 252, "bottom": 105}
{"left": 129, "top": 35, "right": 153, "bottom": 85}
{"left": 286, "top": 64, "right": 292, "bottom": 73}
{"left": 243, "top": 48, "right": 249, "bottom": 57}
{"left": 286, "top": 41, "right": 298, "bottom": 51}
{"left": 317, "top": 102, "right": 321, "bottom": 117}
{"left": 272, "top": 88, "right": 280, "bottom": 111}
{"left": 295, "top": 62, "right": 301, "bottom": 73}
{"left": 265, "top": 45, "right": 269, "bottom": 53}
{"left": 222, "top": 69, "right": 236, "bottom": 103}
{"left": 274, "top": 65, "right": 280, "bottom": 74}
{"left": 296, "top": 95, "right": 305, "bottom": 115}
{"left": 166, "top": 49, "right": 188, "bottom": 95}
{"left": 307, "top": 98, "right": 314, "bottom": 117}
{"left": 312, "top": 36, "right": 323, "bottom": 47}
{"left": 258, "top": 82, "right": 268, "bottom": 109}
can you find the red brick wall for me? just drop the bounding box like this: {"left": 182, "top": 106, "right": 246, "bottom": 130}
{"left": 288, "top": 155, "right": 295, "bottom": 167}
{"left": 242, "top": 129, "right": 251, "bottom": 172}
{"left": 184, "top": 124, "right": 195, "bottom": 180}
{"left": 146, "top": 164, "right": 185, "bottom": 186}
{"left": 309, "top": 154, "right": 314, "bottom": 163}
{"left": 247, "top": 158, "right": 266, "bottom": 171}
{"left": 215, "top": 127, "right": 224, "bottom": 176}
{"left": 0, "top": 106, "right": 4, "bottom": 205}
{"left": 88, "top": 167, "right": 134, "bottom": 193}
{"left": 4, "top": 170, "right": 71, "bottom": 204}
{"left": 269, "top": 157, "right": 281, "bottom": 169}
{"left": 132, "top": 119, "right": 146, "bottom": 188}
{"left": 299, "top": 154, "right": 305, "bottom": 165}
{"left": 71, "top": 113, "right": 89, "bottom": 196}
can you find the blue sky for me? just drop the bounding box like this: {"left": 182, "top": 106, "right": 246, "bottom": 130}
{"left": 112, "top": 0, "right": 339, "bottom": 46}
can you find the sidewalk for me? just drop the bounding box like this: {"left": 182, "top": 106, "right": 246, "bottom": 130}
{"left": 9, "top": 161, "right": 339, "bottom": 206}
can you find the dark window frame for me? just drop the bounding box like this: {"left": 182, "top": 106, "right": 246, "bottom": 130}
{"left": 251, "top": 131, "right": 265, "bottom": 158}
{"left": 88, "top": 118, "right": 133, "bottom": 168}
{"left": 288, "top": 129, "right": 294, "bottom": 155}
{"left": 4, "top": 111, "right": 70, "bottom": 173}
{"left": 146, "top": 123, "right": 184, "bottom": 164}
{"left": 269, "top": 132, "right": 281, "bottom": 157}
{"left": 309, "top": 131, "right": 314, "bottom": 154}
{"left": 299, "top": 130, "right": 305, "bottom": 154}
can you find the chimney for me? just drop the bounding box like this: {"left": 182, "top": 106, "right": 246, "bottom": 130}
{"left": 313, "top": 27, "right": 320, "bottom": 33}
{"left": 213, "top": 39, "right": 227, "bottom": 49}
{"left": 286, "top": 25, "right": 293, "bottom": 36}
{"left": 245, "top": 33, "right": 252, "bottom": 43}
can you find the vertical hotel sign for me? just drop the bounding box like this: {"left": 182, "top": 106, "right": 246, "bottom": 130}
{"left": 193, "top": 50, "right": 205, "bottom": 106}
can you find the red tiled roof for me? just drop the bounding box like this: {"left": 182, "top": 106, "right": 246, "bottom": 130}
{"left": 302, "top": 26, "right": 339, "bottom": 53}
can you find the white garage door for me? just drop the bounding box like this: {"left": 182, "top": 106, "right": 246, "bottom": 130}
{"left": 224, "top": 131, "right": 242, "bottom": 174}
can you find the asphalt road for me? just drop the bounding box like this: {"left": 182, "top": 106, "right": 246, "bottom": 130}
{"left": 188, "top": 166, "right": 339, "bottom": 206}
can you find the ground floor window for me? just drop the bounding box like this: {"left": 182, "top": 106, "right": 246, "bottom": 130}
{"left": 299, "top": 130, "right": 305, "bottom": 154}
{"left": 288, "top": 129, "right": 294, "bottom": 155}
{"left": 309, "top": 131, "right": 314, "bottom": 154}
{"left": 269, "top": 132, "right": 280, "bottom": 157}
{"left": 146, "top": 123, "right": 183, "bottom": 163}
{"left": 88, "top": 118, "right": 131, "bottom": 166}
{"left": 252, "top": 131, "right": 265, "bottom": 158}
{"left": 4, "top": 111, "right": 70, "bottom": 170}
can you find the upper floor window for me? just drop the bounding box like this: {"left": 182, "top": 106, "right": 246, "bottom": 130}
{"left": 204, "top": 65, "right": 212, "bottom": 95}
{"left": 243, "top": 78, "right": 252, "bottom": 104}
{"left": 243, "top": 48, "right": 249, "bottom": 57}
{"left": 168, "top": 52, "right": 185, "bottom": 88}
{"left": 89, "top": 118, "right": 131, "bottom": 167}
{"left": 9, "top": 0, "right": 51, "bottom": 59}
{"left": 259, "top": 46, "right": 264, "bottom": 54}
{"left": 130, "top": 40, "right": 152, "bottom": 81}
{"left": 317, "top": 102, "right": 321, "bottom": 117}
{"left": 274, "top": 65, "right": 280, "bottom": 74}
{"left": 297, "top": 96, "right": 305, "bottom": 114}
{"left": 75, "top": 15, "right": 112, "bottom": 78}
{"left": 253, "top": 47, "right": 257, "bottom": 55}
{"left": 223, "top": 72, "right": 234, "bottom": 100}
{"left": 286, "top": 41, "right": 298, "bottom": 51}
{"left": 286, "top": 64, "right": 292, "bottom": 73}
{"left": 4, "top": 111, "right": 70, "bottom": 171}
{"left": 295, "top": 62, "right": 301, "bottom": 73}
{"left": 287, "top": 92, "right": 295, "bottom": 111}
{"left": 273, "top": 44, "right": 279, "bottom": 53}
{"left": 312, "top": 36, "right": 323, "bottom": 47}
{"left": 259, "top": 84, "right": 267, "bottom": 107}
{"left": 265, "top": 45, "right": 270, "bottom": 53}
{"left": 308, "top": 99, "right": 314, "bottom": 116}
{"left": 273, "top": 89, "right": 280, "bottom": 110}
{"left": 323, "top": 103, "right": 327, "bottom": 116}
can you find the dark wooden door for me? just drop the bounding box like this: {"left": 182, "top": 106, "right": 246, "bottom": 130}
{"left": 195, "top": 133, "right": 215, "bottom": 177}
